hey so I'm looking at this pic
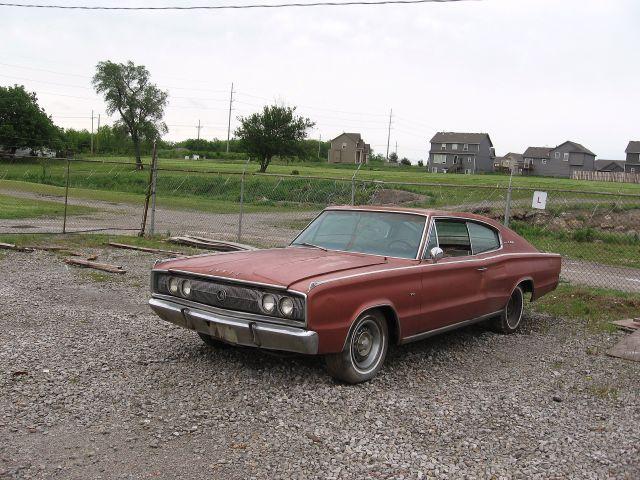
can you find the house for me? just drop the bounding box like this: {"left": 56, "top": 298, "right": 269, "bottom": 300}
{"left": 595, "top": 159, "right": 625, "bottom": 172}
{"left": 523, "top": 141, "right": 596, "bottom": 177}
{"left": 493, "top": 152, "right": 532, "bottom": 175}
{"left": 13, "top": 147, "right": 56, "bottom": 158}
{"left": 625, "top": 141, "right": 640, "bottom": 173}
{"left": 327, "top": 133, "right": 370, "bottom": 164}
{"left": 427, "top": 132, "right": 495, "bottom": 174}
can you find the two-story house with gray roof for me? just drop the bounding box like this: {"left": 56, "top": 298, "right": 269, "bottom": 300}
{"left": 625, "top": 141, "right": 640, "bottom": 173}
{"left": 523, "top": 141, "right": 596, "bottom": 177}
{"left": 427, "top": 132, "right": 495, "bottom": 174}
{"left": 327, "top": 133, "right": 370, "bottom": 164}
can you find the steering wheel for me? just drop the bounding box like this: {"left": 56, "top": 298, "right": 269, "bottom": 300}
{"left": 388, "top": 239, "right": 413, "bottom": 250}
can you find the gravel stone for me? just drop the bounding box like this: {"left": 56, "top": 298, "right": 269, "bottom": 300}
{"left": 0, "top": 249, "right": 639, "bottom": 479}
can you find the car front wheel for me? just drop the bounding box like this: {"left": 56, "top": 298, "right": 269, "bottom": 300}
{"left": 491, "top": 285, "right": 525, "bottom": 334}
{"left": 325, "top": 310, "right": 388, "bottom": 384}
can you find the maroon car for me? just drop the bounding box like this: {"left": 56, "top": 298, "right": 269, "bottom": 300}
{"left": 149, "top": 206, "right": 561, "bottom": 383}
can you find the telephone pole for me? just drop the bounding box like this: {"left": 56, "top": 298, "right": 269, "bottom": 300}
{"left": 196, "top": 119, "right": 203, "bottom": 141}
{"left": 317, "top": 134, "right": 322, "bottom": 159}
{"left": 95, "top": 113, "right": 101, "bottom": 154}
{"left": 226, "top": 82, "right": 234, "bottom": 153}
{"left": 385, "top": 108, "right": 393, "bottom": 161}
{"left": 395, "top": 140, "right": 398, "bottom": 156}
{"left": 90, "top": 109, "right": 94, "bottom": 155}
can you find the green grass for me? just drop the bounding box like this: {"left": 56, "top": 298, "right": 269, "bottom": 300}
{"left": 529, "top": 283, "right": 640, "bottom": 333}
{"left": 512, "top": 222, "right": 640, "bottom": 268}
{"left": 0, "top": 193, "right": 94, "bottom": 219}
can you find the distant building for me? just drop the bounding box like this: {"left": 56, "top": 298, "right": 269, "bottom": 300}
{"left": 625, "top": 141, "right": 640, "bottom": 173}
{"left": 327, "top": 133, "right": 370, "bottom": 164}
{"left": 494, "top": 152, "right": 532, "bottom": 175}
{"left": 523, "top": 141, "right": 596, "bottom": 177}
{"left": 427, "top": 132, "right": 495, "bottom": 174}
{"left": 595, "top": 159, "right": 625, "bottom": 172}
{"left": 13, "top": 147, "right": 56, "bottom": 158}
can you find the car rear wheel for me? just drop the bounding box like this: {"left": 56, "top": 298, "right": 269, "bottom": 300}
{"left": 324, "top": 310, "right": 388, "bottom": 384}
{"left": 491, "top": 285, "right": 525, "bottom": 334}
{"left": 197, "top": 332, "right": 230, "bottom": 348}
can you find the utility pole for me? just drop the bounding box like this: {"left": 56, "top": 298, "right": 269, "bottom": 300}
{"left": 395, "top": 141, "right": 398, "bottom": 157}
{"left": 317, "top": 134, "right": 322, "bottom": 160}
{"left": 90, "top": 109, "right": 94, "bottom": 155}
{"left": 385, "top": 108, "right": 393, "bottom": 161}
{"left": 196, "top": 119, "right": 202, "bottom": 141}
{"left": 226, "top": 82, "right": 234, "bottom": 153}
{"left": 95, "top": 113, "right": 101, "bottom": 154}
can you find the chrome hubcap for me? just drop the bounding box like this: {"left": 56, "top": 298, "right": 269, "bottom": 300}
{"left": 350, "top": 317, "right": 383, "bottom": 372}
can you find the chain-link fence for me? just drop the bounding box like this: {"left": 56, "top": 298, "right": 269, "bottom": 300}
{"left": 1, "top": 156, "right": 639, "bottom": 292}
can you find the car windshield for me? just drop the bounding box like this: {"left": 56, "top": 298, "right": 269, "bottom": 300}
{"left": 291, "top": 210, "right": 426, "bottom": 259}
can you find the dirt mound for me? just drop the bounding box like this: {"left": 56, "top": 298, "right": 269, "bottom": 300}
{"left": 370, "top": 188, "right": 425, "bottom": 205}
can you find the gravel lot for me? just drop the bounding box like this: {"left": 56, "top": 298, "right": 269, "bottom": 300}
{"left": 1, "top": 249, "right": 639, "bottom": 479}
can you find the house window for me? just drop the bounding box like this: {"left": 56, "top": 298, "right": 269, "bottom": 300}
{"left": 432, "top": 154, "right": 447, "bottom": 164}
{"left": 452, "top": 144, "right": 458, "bottom": 150}
{"left": 441, "top": 143, "right": 446, "bottom": 150}
{"left": 555, "top": 152, "right": 560, "bottom": 159}
{"left": 563, "top": 153, "right": 569, "bottom": 161}
{"left": 542, "top": 159, "right": 547, "bottom": 165}
{"left": 431, "top": 167, "right": 438, "bottom": 173}
{"left": 341, "top": 142, "right": 347, "bottom": 149}
{"left": 463, "top": 144, "right": 469, "bottom": 151}
{"left": 465, "top": 169, "right": 472, "bottom": 174}
{"left": 453, "top": 155, "right": 460, "bottom": 164}
{"left": 631, "top": 168, "right": 636, "bottom": 173}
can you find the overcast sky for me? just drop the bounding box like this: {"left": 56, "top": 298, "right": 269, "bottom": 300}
{"left": 1, "top": 0, "right": 638, "bottom": 161}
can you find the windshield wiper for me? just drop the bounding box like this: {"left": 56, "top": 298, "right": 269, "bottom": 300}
{"left": 294, "top": 242, "right": 327, "bottom": 252}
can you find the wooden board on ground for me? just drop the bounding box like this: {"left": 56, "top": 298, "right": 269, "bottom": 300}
{"left": 610, "top": 318, "right": 640, "bottom": 332}
{"left": 107, "top": 242, "right": 184, "bottom": 256}
{"left": 167, "top": 236, "right": 257, "bottom": 252}
{"left": 607, "top": 329, "right": 640, "bottom": 362}
{"left": 0, "top": 242, "right": 34, "bottom": 252}
{"left": 64, "top": 258, "right": 126, "bottom": 274}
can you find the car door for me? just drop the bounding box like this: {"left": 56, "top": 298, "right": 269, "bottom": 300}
{"left": 466, "top": 220, "right": 507, "bottom": 314}
{"left": 416, "top": 217, "right": 487, "bottom": 334}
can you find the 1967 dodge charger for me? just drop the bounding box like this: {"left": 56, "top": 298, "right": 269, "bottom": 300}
{"left": 149, "top": 206, "right": 561, "bottom": 383}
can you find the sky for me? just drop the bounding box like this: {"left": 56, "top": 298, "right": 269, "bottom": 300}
{"left": 1, "top": 0, "right": 639, "bottom": 161}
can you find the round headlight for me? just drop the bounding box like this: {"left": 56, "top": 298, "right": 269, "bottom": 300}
{"left": 279, "top": 297, "right": 295, "bottom": 317}
{"left": 261, "top": 293, "right": 276, "bottom": 313}
{"left": 180, "top": 280, "right": 192, "bottom": 297}
{"left": 168, "top": 277, "right": 179, "bottom": 295}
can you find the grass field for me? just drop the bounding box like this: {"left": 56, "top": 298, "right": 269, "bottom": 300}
{"left": 0, "top": 193, "right": 94, "bottom": 219}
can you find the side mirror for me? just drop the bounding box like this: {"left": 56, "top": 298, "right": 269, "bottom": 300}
{"left": 430, "top": 247, "right": 444, "bottom": 263}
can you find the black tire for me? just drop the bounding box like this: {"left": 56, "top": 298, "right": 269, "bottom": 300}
{"left": 197, "top": 332, "right": 230, "bottom": 348}
{"left": 325, "top": 310, "right": 388, "bottom": 384}
{"left": 491, "top": 285, "right": 525, "bottom": 334}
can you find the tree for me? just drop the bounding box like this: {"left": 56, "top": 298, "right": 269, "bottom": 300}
{"left": 400, "top": 157, "right": 411, "bottom": 166}
{"left": 417, "top": 160, "right": 424, "bottom": 167}
{"left": 92, "top": 60, "right": 168, "bottom": 169}
{"left": 388, "top": 152, "right": 398, "bottom": 163}
{"left": 235, "top": 105, "right": 315, "bottom": 173}
{"left": 0, "top": 85, "right": 62, "bottom": 154}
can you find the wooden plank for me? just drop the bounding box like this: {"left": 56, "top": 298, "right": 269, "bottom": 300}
{"left": 610, "top": 318, "right": 640, "bottom": 332}
{"left": 0, "top": 242, "right": 34, "bottom": 252}
{"left": 107, "top": 242, "right": 184, "bottom": 256}
{"left": 64, "top": 258, "right": 126, "bottom": 274}
{"left": 607, "top": 330, "right": 640, "bottom": 362}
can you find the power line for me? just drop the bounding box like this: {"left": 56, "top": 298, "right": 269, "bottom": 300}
{"left": 0, "top": 1, "right": 473, "bottom": 12}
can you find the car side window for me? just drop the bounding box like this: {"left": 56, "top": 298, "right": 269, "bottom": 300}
{"left": 422, "top": 222, "right": 438, "bottom": 258}
{"left": 467, "top": 221, "right": 501, "bottom": 254}
{"left": 433, "top": 219, "right": 471, "bottom": 257}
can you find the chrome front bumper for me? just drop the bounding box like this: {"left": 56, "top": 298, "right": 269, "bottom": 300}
{"left": 149, "top": 297, "right": 318, "bottom": 355}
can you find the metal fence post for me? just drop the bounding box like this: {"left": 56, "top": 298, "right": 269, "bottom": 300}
{"left": 149, "top": 142, "right": 158, "bottom": 236}
{"left": 504, "top": 165, "right": 514, "bottom": 227}
{"left": 62, "top": 158, "right": 70, "bottom": 234}
{"left": 351, "top": 161, "right": 363, "bottom": 205}
{"left": 238, "top": 157, "right": 250, "bottom": 242}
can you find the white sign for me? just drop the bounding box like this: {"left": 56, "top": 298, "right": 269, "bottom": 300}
{"left": 532, "top": 191, "right": 547, "bottom": 210}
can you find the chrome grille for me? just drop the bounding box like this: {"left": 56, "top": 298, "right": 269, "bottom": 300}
{"left": 153, "top": 273, "right": 305, "bottom": 322}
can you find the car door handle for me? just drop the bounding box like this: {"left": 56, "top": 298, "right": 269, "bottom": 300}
{"left": 476, "top": 267, "right": 488, "bottom": 272}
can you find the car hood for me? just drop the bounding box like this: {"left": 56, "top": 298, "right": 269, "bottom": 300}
{"left": 155, "top": 247, "right": 389, "bottom": 289}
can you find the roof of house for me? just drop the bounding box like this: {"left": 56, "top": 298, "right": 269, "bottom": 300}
{"left": 430, "top": 132, "right": 493, "bottom": 147}
{"left": 504, "top": 152, "right": 523, "bottom": 161}
{"left": 332, "top": 132, "right": 362, "bottom": 143}
{"left": 553, "top": 140, "right": 596, "bottom": 156}
{"left": 626, "top": 141, "right": 640, "bottom": 154}
{"left": 523, "top": 146, "right": 552, "bottom": 158}
{"left": 595, "top": 159, "right": 625, "bottom": 171}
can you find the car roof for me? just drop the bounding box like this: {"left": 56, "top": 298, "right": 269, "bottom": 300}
{"left": 325, "top": 205, "right": 500, "bottom": 225}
